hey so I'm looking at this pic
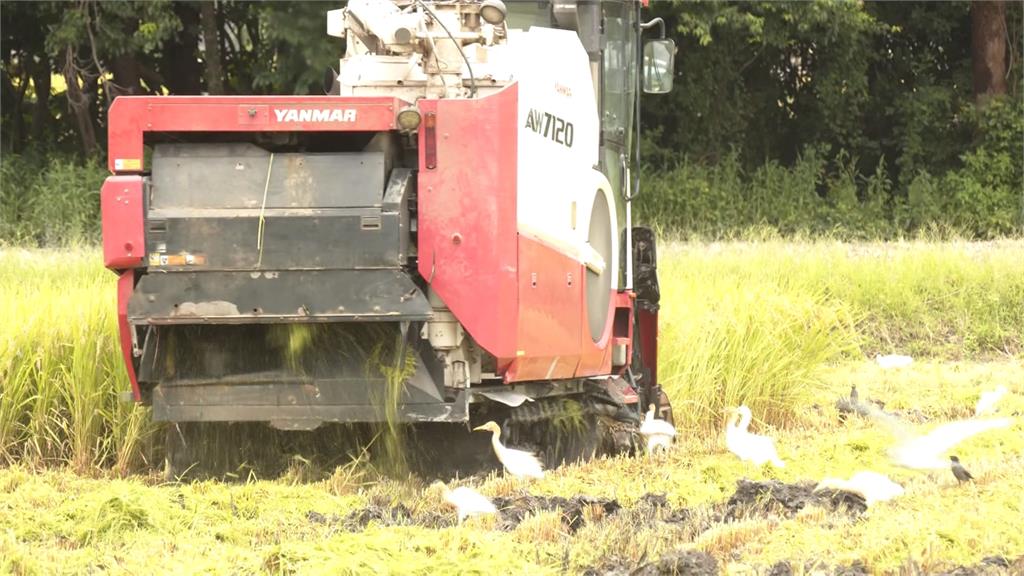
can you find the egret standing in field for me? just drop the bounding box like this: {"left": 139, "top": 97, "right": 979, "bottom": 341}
{"left": 975, "top": 385, "right": 1008, "bottom": 417}
{"left": 432, "top": 481, "right": 497, "bottom": 524}
{"left": 813, "top": 471, "right": 904, "bottom": 507}
{"left": 473, "top": 421, "right": 545, "bottom": 480}
{"left": 640, "top": 403, "right": 677, "bottom": 455}
{"left": 725, "top": 406, "right": 785, "bottom": 468}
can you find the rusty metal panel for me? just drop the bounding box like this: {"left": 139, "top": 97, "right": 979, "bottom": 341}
{"left": 152, "top": 388, "right": 468, "bottom": 423}
{"left": 144, "top": 211, "right": 401, "bottom": 270}
{"left": 382, "top": 168, "right": 414, "bottom": 262}
{"left": 151, "top": 143, "right": 385, "bottom": 209}
{"left": 138, "top": 322, "right": 465, "bottom": 424}
{"left": 128, "top": 269, "right": 431, "bottom": 323}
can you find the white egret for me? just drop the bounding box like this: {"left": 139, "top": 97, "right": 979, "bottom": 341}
{"left": 725, "top": 406, "right": 785, "bottom": 468}
{"left": 814, "top": 471, "right": 904, "bottom": 507}
{"left": 473, "top": 421, "right": 545, "bottom": 479}
{"left": 890, "top": 417, "right": 1013, "bottom": 470}
{"left": 975, "top": 385, "right": 1008, "bottom": 417}
{"left": 875, "top": 354, "right": 913, "bottom": 369}
{"left": 433, "top": 482, "right": 497, "bottom": 524}
{"left": 640, "top": 403, "right": 677, "bottom": 455}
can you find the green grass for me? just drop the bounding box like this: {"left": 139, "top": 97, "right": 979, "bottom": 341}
{"left": 1, "top": 241, "right": 1022, "bottom": 469}
{"left": 1, "top": 242, "right": 1023, "bottom": 572}
{"left": 0, "top": 249, "right": 154, "bottom": 472}
{"left": 658, "top": 239, "right": 1024, "bottom": 434}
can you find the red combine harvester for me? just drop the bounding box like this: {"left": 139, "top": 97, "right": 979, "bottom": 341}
{"left": 100, "top": 0, "right": 675, "bottom": 476}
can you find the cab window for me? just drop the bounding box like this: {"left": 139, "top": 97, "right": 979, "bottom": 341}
{"left": 506, "top": 0, "right": 554, "bottom": 29}
{"left": 601, "top": 0, "right": 636, "bottom": 149}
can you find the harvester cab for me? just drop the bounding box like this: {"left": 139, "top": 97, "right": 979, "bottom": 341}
{"left": 100, "top": 0, "right": 673, "bottom": 475}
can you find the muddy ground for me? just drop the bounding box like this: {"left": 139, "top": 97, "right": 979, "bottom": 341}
{"left": 304, "top": 477, "right": 1021, "bottom": 575}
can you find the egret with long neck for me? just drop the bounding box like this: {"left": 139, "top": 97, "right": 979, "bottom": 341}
{"left": 473, "top": 421, "right": 545, "bottom": 479}
{"left": 725, "top": 405, "right": 785, "bottom": 468}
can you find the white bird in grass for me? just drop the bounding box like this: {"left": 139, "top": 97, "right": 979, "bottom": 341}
{"left": 725, "top": 406, "right": 785, "bottom": 468}
{"left": 889, "top": 417, "right": 1014, "bottom": 470}
{"left": 473, "top": 421, "right": 545, "bottom": 479}
{"left": 814, "top": 471, "right": 904, "bottom": 508}
{"left": 875, "top": 354, "right": 913, "bottom": 369}
{"left": 640, "top": 403, "right": 677, "bottom": 455}
{"left": 975, "top": 385, "right": 1009, "bottom": 417}
{"left": 433, "top": 482, "right": 497, "bottom": 524}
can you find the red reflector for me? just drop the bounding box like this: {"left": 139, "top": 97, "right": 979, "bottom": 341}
{"left": 424, "top": 112, "right": 437, "bottom": 170}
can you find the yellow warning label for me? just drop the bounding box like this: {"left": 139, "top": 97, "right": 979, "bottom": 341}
{"left": 148, "top": 253, "right": 205, "bottom": 267}
{"left": 114, "top": 158, "right": 142, "bottom": 171}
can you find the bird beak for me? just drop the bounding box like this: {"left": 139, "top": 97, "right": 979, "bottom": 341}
{"left": 472, "top": 424, "right": 488, "bottom": 432}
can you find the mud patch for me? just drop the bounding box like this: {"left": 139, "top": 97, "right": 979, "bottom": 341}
{"left": 305, "top": 510, "right": 338, "bottom": 525}
{"left": 584, "top": 549, "right": 718, "bottom": 576}
{"left": 833, "top": 560, "right": 870, "bottom": 575}
{"left": 492, "top": 494, "right": 621, "bottom": 532}
{"left": 306, "top": 505, "right": 453, "bottom": 531}
{"left": 628, "top": 492, "right": 692, "bottom": 525}
{"left": 938, "top": 555, "right": 1022, "bottom": 576}
{"left": 724, "top": 479, "right": 867, "bottom": 520}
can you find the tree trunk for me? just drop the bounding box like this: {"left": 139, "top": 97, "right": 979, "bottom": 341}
{"left": 163, "top": 2, "right": 203, "bottom": 94}
{"left": 0, "top": 69, "right": 16, "bottom": 151}
{"left": 199, "top": 1, "right": 225, "bottom": 95}
{"left": 971, "top": 0, "right": 1008, "bottom": 107}
{"left": 30, "top": 59, "right": 52, "bottom": 146}
{"left": 109, "top": 53, "right": 143, "bottom": 98}
{"left": 10, "top": 69, "right": 29, "bottom": 154}
{"left": 63, "top": 48, "right": 98, "bottom": 157}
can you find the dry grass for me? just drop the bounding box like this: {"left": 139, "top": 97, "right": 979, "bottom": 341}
{"left": 2, "top": 241, "right": 1023, "bottom": 572}
{"left": 0, "top": 249, "right": 155, "bottom": 471}
{"left": 2, "top": 241, "right": 1022, "bottom": 468}
{"left": 1, "top": 360, "right": 1021, "bottom": 574}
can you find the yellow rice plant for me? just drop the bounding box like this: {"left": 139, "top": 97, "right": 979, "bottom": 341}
{"left": 0, "top": 249, "right": 154, "bottom": 471}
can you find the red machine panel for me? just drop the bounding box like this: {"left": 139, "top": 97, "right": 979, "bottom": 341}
{"left": 416, "top": 83, "right": 626, "bottom": 382}
{"left": 574, "top": 283, "right": 618, "bottom": 378}
{"left": 417, "top": 85, "right": 520, "bottom": 360}
{"left": 106, "top": 96, "right": 408, "bottom": 173}
{"left": 505, "top": 235, "right": 582, "bottom": 381}
{"left": 117, "top": 271, "right": 141, "bottom": 400}
{"left": 100, "top": 176, "right": 145, "bottom": 270}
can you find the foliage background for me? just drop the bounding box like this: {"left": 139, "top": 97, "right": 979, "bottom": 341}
{"left": 0, "top": 0, "right": 1022, "bottom": 242}
{"left": 638, "top": 1, "right": 1023, "bottom": 238}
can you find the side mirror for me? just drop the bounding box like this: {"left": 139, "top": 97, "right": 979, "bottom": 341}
{"left": 642, "top": 39, "right": 675, "bottom": 94}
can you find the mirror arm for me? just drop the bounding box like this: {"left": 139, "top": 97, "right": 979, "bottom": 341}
{"left": 629, "top": 5, "right": 647, "bottom": 202}
{"left": 640, "top": 17, "right": 665, "bottom": 39}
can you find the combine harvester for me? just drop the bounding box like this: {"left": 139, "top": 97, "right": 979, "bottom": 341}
{"left": 99, "top": 0, "right": 675, "bottom": 477}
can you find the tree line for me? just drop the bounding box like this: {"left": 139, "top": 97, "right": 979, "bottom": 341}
{"left": 2, "top": 1, "right": 338, "bottom": 156}
{"left": 2, "top": 2, "right": 1017, "bottom": 159}
{"left": 643, "top": 1, "right": 1020, "bottom": 180}
{"left": 1, "top": 1, "right": 1021, "bottom": 239}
